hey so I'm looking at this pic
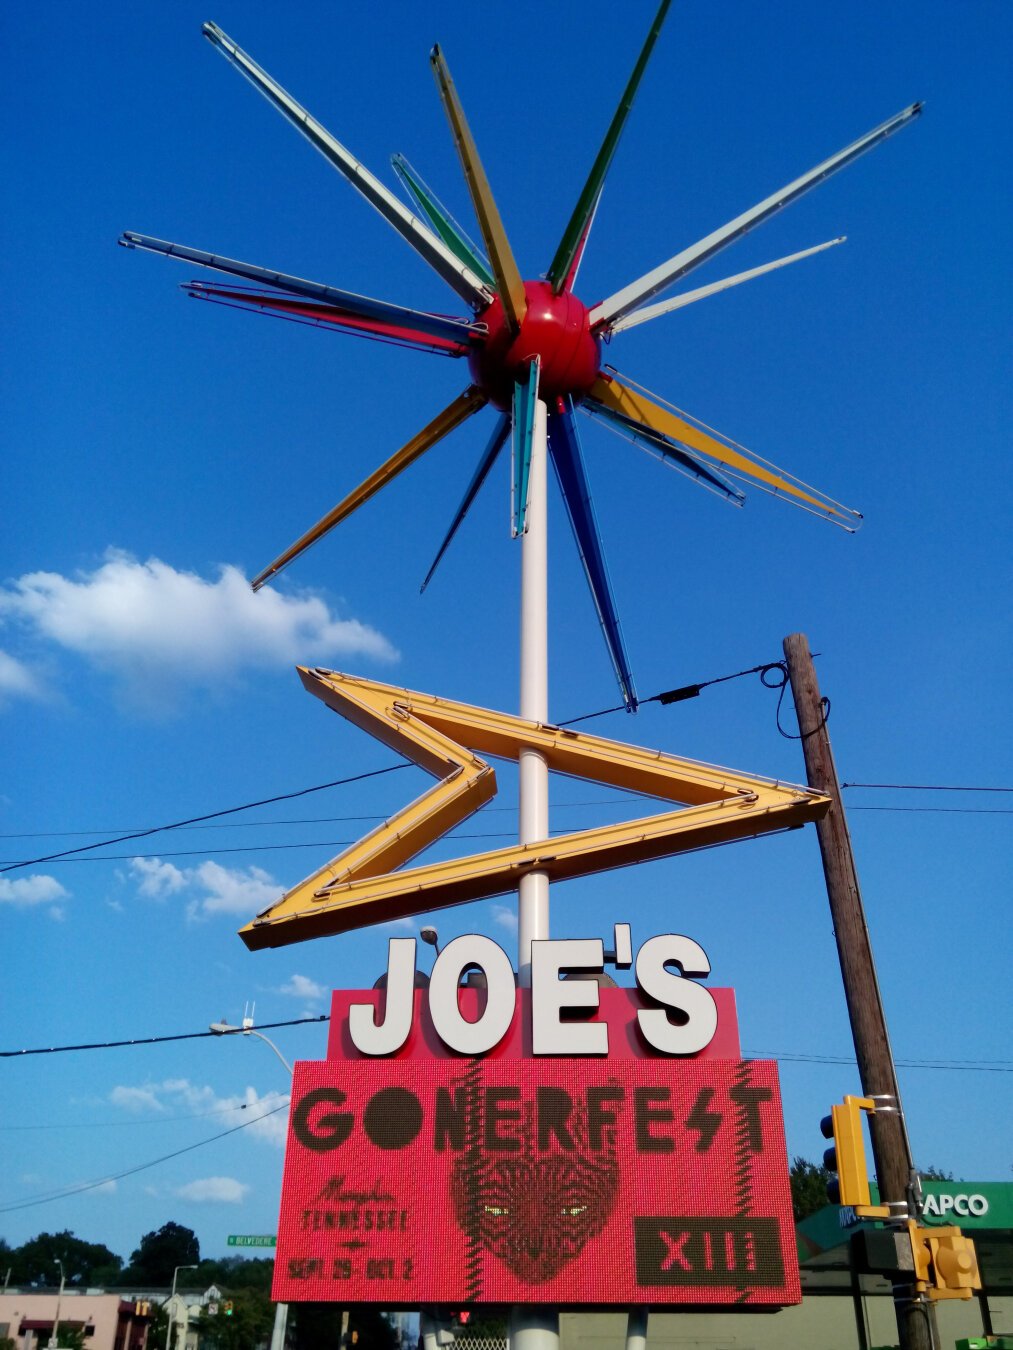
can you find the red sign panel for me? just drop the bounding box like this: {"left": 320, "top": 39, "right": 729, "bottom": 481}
{"left": 274, "top": 990, "right": 799, "bottom": 1308}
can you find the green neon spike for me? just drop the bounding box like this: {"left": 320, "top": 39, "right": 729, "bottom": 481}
{"left": 546, "top": 0, "right": 671, "bottom": 292}
{"left": 511, "top": 359, "right": 540, "bottom": 537}
{"left": 392, "top": 154, "right": 495, "bottom": 289}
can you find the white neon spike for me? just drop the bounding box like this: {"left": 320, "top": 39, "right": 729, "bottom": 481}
{"left": 609, "top": 237, "right": 845, "bottom": 334}
{"left": 591, "top": 103, "right": 921, "bottom": 330}
{"left": 202, "top": 23, "right": 493, "bottom": 310}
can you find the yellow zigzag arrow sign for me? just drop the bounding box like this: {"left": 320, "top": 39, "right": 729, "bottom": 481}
{"left": 240, "top": 668, "right": 831, "bottom": 950}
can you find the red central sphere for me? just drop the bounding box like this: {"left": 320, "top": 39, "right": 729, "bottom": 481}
{"left": 468, "top": 280, "right": 601, "bottom": 412}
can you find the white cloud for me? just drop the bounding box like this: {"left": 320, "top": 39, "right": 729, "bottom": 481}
{"left": 110, "top": 1085, "right": 167, "bottom": 1114}
{"left": 0, "top": 874, "right": 68, "bottom": 909}
{"left": 490, "top": 903, "right": 518, "bottom": 933}
{"left": 131, "top": 857, "right": 187, "bottom": 899}
{"left": 109, "top": 1078, "right": 290, "bottom": 1148}
{"left": 128, "top": 857, "right": 280, "bottom": 922}
{"left": 0, "top": 552, "right": 397, "bottom": 709}
{"left": 277, "top": 974, "right": 327, "bottom": 1003}
{"left": 175, "top": 1176, "right": 250, "bottom": 1204}
{"left": 188, "top": 861, "right": 279, "bottom": 919}
{"left": 0, "top": 649, "right": 43, "bottom": 706}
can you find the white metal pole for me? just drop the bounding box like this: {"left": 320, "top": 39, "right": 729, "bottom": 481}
{"left": 48, "top": 1264, "right": 65, "bottom": 1350}
{"left": 517, "top": 396, "right": 550, "bottom": 988}
{"left": 625, "top": 1307, "right": 649, "bottom": 1350}
{"left": 512, "top": 399, "right": 557, "bottom": 1350}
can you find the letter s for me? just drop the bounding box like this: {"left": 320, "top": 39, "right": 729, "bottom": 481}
{"left": 635, "top": 935, "right": 717, "bottom": 1055}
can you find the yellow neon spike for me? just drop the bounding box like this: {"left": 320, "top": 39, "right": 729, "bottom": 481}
{"left": 590, "top": 374, "right": 860, "bottom": 526}
{"left": 239, "top": 670, "right": 830, "bottom": 950}
{"left": 251, "top": 387, "right": 487, "bottom": 590}
{"left": 430, "top": 45, "right": 527, "bottom": 333}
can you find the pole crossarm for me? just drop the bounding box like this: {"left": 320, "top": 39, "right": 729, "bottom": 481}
{"left": 239, "top": 669, "right": 830, "bottom": 949}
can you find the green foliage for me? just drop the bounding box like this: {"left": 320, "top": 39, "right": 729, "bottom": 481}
{"left": 920, "top": 1165, "right": 955, "bottom": 1181}
{"left": 51, "top": 1328, "right": 86, "bottom": 1350}
{"left": 790, "top": 1155, "right": 833, "bottom": 1220}
{"left": 199, "top": 1288, "right": 274, "bottom": 1350}
{"left": 124, "top": 1223, "right": 200, "bottom": 1285}
{"left": 7, "top": 1231, "right": 122, "bottom": 1288}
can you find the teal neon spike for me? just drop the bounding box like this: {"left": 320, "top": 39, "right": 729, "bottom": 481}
{"left": 546, "top": 0, "right": 671, "bottom": 292}
{"left": 391, "top": 154, "right": 495, "bottom": 289}
{"left": 511, "top": 359, "right": 540, "bottom": 536}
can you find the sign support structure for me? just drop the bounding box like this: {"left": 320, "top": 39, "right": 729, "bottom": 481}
{"left": 513, "top": 398, "right": 557, "bottom": 1349}
{"left": 782, "top": 633, "right": 938, "bottom": 1350}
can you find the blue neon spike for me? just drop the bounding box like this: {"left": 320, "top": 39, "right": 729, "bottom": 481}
{"left": 586, "top": 396, "right": 744, "bottom": 503}
{"left": 511, "top": 359, "right": 540, "bottom": 537}
{"left": 421, "top": 414, "right": 511, "bottom": 592}
{"left": 548, "top": 403, "right": 638, "bottom": 710}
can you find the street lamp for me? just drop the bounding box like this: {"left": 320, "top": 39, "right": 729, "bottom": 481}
{"left": 165, "top": 1264, "right": 198, "bottom": 1350}
{"left": 209, "top": 1015, "right": 292, "bottom": 1350}
{"left": 48, "top": 1260, "right": 65, "bottom": 1350}
{"left": 209, "top": 1020, "right": 293, "bottom": 1075}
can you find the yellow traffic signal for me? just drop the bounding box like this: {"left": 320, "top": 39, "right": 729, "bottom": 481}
{"left": 821, "top": 1095, "right": 874, "bottom": 1207}
{"left": 908, "top": 1222, "right": 981, "bottom": 1301}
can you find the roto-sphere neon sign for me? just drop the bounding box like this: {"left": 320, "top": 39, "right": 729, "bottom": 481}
{"left": 273, "top": 928, "right": 801, "bottom": 1309}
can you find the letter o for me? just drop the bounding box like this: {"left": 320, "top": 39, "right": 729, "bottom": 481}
{"left": 968, "top": 1194, "right": 988, "bottom": 1216}
{"left": 362, "top": 1087, "right": 424, "bottom": 1150}
{"left": 428, "top": 935, "right": 516, "bottom": 1054}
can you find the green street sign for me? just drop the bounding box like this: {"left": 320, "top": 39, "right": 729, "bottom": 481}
{"left": 227, "top": 1235, "right": 277, "bottom": 1247}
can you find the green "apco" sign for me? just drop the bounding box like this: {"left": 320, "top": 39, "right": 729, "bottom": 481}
{"left": 227, "top": 1235, "right": 277, "bottom": 1248}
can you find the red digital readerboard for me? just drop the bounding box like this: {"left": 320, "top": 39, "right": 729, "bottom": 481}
{"left": 274, "top": 990, "right": 800, "bottom": 1308}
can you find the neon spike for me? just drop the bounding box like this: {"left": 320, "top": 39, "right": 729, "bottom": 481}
{"left": 609, "top": 237, "right": 846, "bottom": 334}
{"left": 119, "top": 232, "right": 481, "bottom": 347}
{"left": 546, "top": 0, "right": 671, "bottom": 293}
{"left": 512, "top": 360, "right": 540, "bottom": 537}
{"left": 585, "top": 397, "right": 744, "bottom": 504}
{"left": 430, "top": 44, "right": 527, "bottom": 333}
{"left": 185, "top": 284, "right": 472, "bottom": 356}
{"left": 591, "top": 102, "right": 922, "bottom": 330}
{"left": 421, "top": 415, "right": 511, "bottom": 592}
{"left": 591, "top": 373, "right": 862, "bottom": 529}
{"left": 548, "top": 404, "right": 637, "bottom": 710}
{"left": 391, "top": 154, "right": 494, "bottom": 289}
{"left": 200, "top": 23, "right": 492, "bottom": 309}
{"left": 251, "top": 387, "right": 488, "bottom": 591}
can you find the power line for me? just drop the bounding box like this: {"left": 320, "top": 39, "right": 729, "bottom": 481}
{"left": 843, "top": 782, "right": 1012, "bottom": 793}
{"left": 0, "top": 1014, "right": 327, "bottom": 1058}
{"left": 849, "top": 806, "right": 1012, "bottom": 816}
{"left": 0, "top": 796, "right": 644, "bottom": 841}
{"left": 0, "top": 1101, "right": 290, "bottom": 1214}
{"left": 752, "top": 1052, "right": 1013, "bottom": 1073}
{"left": 0, "top": 1102, "right": 258, "bottom": 1130}
{"left": 0, "top": 764, "right": 413, "bottom": 876}
{"left": 4, "top": 1015, "right": 1010, "bottom": 1073}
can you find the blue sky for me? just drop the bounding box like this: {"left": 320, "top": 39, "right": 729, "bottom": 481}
{"left": 2, "top": 0, "right": 1010, "bottom": 1267}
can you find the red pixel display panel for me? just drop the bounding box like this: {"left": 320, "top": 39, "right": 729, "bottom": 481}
{"left": 274, "top": 1002, "right": 800, "bottom": 1309}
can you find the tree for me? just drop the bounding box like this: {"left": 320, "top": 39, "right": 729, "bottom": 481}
{"left": 124, "top": 1223, "right": 200, "bottom": 1285}
{"left": 8, "top": 1232, "right": 122, "bottom": 1288}
{"left": 199, "top": 1288, "right": 274, "bottom": 1350}
{"left": 919, "top": 1165, "right": 955, "bottom": 1181}
{"left": 790, "top": 1155, "right": 833, "bottom": 1220}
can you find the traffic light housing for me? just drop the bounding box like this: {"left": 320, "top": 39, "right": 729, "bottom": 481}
{"left": 821, "top": 1095, "right": 871, "bottom": 1207}
{"left": 223, "top": 1301, "right": 234, "bottom": 1317}
{"left": 908, "top": 1221, "right": 981, "bottom": 1301}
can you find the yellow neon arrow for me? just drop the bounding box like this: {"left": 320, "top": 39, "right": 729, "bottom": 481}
{"left": 239, "top": 670, "right": 830, "bottom": 950}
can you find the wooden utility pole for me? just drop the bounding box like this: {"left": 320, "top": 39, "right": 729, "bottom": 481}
{"left": 782, "top": 633, "right": 937, "bottom": 1350}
